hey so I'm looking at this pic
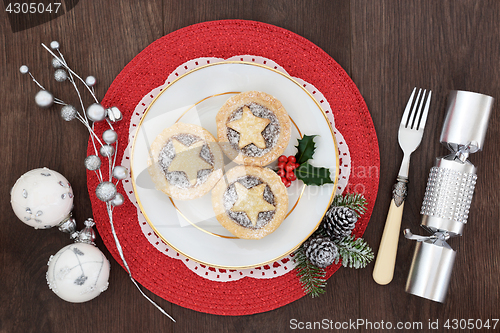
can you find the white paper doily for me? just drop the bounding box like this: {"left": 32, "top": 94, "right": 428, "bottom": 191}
{"left": 121, "top": 55, "right": 351, "bottom": 282}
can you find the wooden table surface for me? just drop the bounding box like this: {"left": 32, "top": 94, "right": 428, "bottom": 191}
{"left": 1, "top": 1, "right": 499, "bottom": 332}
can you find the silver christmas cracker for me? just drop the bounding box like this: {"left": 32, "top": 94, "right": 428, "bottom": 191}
{"left": 405, "top": 90, "right": 494, "bottom": 303}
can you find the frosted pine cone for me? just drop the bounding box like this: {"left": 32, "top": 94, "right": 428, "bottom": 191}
{"left": 322, "top": 206, "right": 357, "bottom": 239}
{"left": 303, "top": 236, "right": 338, "bottom": 268}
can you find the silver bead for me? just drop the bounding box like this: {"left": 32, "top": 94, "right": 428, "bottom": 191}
{"left": 84, "top": 155, "right": 101, "bottom": 171}
{"left": 100, "top": 145, "right": 115, "bottom": 158}
{"left": 85, "top": 76, "right": 96, "bottom": 87}
{"left": 95, "top": 181, "right": 117, "bottom": 202}
{"left": 110, "top": 193, "right": 124, "bottom": 207}
{"left": 86, "top": 103, "right": 106, "bottom": 122}
{"left": 35, "top": 90, "right": 54, "bottom": 108}
{"left": 60, "top": 105, "right": 77, "bottom": 121}
{"left": 50, "top": 41, "right": 60, "bottom": 50}
{"left": 54, "top": 69, "right": 68, "bottom": 82}
{"left": 102, "top": 129, "right": 118, "bottom": 144}
{"left": 112, "top": 166, "right": 128, "bottom": 180}
{"left": 52, "top": 58, "right": 63, "bottom": 69}
{"left": 106, "top": 106, "right": 122, "bottom": 122}
{"left": 19, "top": 65, "right": 29, "bottom": 74}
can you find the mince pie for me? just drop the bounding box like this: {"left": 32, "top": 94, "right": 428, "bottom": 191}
{"left": 216, "top": 91, "right": 291, "bottom": 166}
{"left": 148, "top": 123, "right": 224, "bottom": 200}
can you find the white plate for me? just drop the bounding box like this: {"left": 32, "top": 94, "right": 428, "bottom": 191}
{"left": 131, "top": 62, "right": 338, "bottom": 269}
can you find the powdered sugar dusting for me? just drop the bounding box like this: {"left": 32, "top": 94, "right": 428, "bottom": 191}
{"left": 223, "top": 176, "right": 276, "bottom": 229}
{"left": 227, "top": 103, "right": 280, "bottom": 157}
{"left": 158, "top": 134, "right": 214, "bottom": 189}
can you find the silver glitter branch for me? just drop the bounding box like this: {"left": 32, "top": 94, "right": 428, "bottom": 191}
{"left": 21, "top": 41, "right": 174, "bottom": 321}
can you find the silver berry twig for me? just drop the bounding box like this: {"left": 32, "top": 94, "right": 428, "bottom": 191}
{"left": 21, "top": 41, "right": 175, "bottom": 321}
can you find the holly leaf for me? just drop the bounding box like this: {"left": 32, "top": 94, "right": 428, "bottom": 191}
{"left": 294, "top": 135, "right": 318, "bottom": 165}
{"left": 295, "top": 162, "right": 334, "bottom": 186}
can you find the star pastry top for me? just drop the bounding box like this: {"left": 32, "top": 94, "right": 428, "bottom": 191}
{"left": 148, "top": 123, "right": 224, "bottom": 200}
{"left": 216, "top": 91, "right": 291, "bottom": 166}
{"left": 211, "top": 165, "right": 289, "bottom": 240}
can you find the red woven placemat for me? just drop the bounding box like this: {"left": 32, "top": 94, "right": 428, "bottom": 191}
{"left": 87, "top": 20, "right": 379, "bottom": 315}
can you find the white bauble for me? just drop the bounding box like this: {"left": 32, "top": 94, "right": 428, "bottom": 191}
{"left": 10, "top": 168, "right": 74, "bottom": 229}
{"left": 46, "top": 242, "right": 110, "bottom": 303}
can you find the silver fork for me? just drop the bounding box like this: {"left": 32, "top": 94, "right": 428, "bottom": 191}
{"left": 372, "top": 88, "right": 432, "bottom": 285}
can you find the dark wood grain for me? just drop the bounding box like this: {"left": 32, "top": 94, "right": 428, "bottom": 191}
{"left": 1, "top": 1, "right": 498, "bottom": 332}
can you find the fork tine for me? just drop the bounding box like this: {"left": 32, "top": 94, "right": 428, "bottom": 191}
{"left": 411, "top": 89, "right": 426, "bottom": 129}
{"left": 417, "top": 90, "right": 432, "bottom": 131}
{"left": 408, "top": 88, "right": 423, "bottom": 128}
{"left": 401, "top": 87, "right": 416, "bottom": 126}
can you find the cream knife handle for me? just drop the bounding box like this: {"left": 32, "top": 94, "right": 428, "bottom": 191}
{"left": 372, "top": 200, "right": 404, "bottom": 285}
{"left": 372, "top": 178, "right": 408, "bottom": 285}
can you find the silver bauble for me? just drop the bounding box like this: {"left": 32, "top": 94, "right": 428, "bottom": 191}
{"left": 112, "top": 166, "right": 128, "bottom": 180}
{"left": 86, "top": 103, "right": 106, "bottom": 122}
{"left": 54, "top": 69, "right": 68, "bottom": 82}
{"left": 110, "top": 193, "right": 124, "bottom": 207}
{"left": 102, "top": 129, "right": 118, "bottom": 144}
{"left": 85, "top": 76, "right": 96, "bottom": 87}
{"left": 84, "top": 155, "right": 101, "bottom": 171}
{"left": 35, "top": 90, "right": 54, "bottom": 108}
{"left": 52, "top": 58, "right": 63, "bottom": 69}
{"left": 60, "top": 105, "right": 77, "bottom": 121}
{"left": 99, "top": 145, "right": 115, "bottom": 158}
{"left": 95, "top": 181, "right": 117, "bottom": 202}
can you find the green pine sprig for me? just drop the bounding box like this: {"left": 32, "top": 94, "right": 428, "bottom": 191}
{"left": 333, "top": 236, "right": 374, "bottom": 269}
{"left": 331, "top": 193, "right": 367, "bottom": 217}
{"left": 294, "top": 193, "right": 373, "bottom": 297}
{"left": 293, "top": 246, "right": 327, "bottom": 298}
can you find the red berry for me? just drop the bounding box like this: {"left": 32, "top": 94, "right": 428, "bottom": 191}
{"left": 277, "top": 169, "right": 285, "bottom": 177}
{"left": 286, "top": 172, "right": 294, "bottom": 180}
{"left": 295, "top": 163, "right": 300, "bottom": 169}
{"left": 278, "top": 155, "right": 288, "bottom": 163}
{"left": 288, "top": 156, "right": 296, "bottom": 163}
{"left": 277, "top": 161, "right": 286, "bottom": 169}
{"left": 285, "top": 163, "right": 294, "bottom": 172}
{"left": 290, "top": 172, "right": 297, "bottom": 181}
{"left": 283, "top": 179, "right": 291, "bottom": 187}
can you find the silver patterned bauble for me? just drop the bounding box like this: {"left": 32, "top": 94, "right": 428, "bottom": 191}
{"left": 85, "top": 76, "right": 96, "bottom": 87}
{"left": 102, "top": 129, "right": 118, "bottom": 144}
{"left": 10, "top": 167, "right": 73, "bottom": 229}
{"left": 106, "top": 106, "right": 122, "bottom": 123}
{"left": 54, "top": 69, "right": 68, "bottom": 82}
{"left": 60, "top": 105, "right": 77, "bottom": 121}
{"left": 110, "top": 193, "right": 124, "bottom": 207}
{"left": 50, "top": 41, "right": 60, "bottom": 50}
{"left": 95, "top": 181, "right": 117, "bottom": 202}
{"left": 112, "top": 166, "right": 128, "bottom": 180}
{"left": 35, "top": 90, "right": 54, "bottom": 108}
{"left": 84, "top": 155, "right": 101, "bottom": 171}
{"left": 52, "top": 58, "right": 63, "bottom": 69}
{"left": 46, "top": 242, "right": 110, "bottom": 303}
{"left": 19, "top": 65, "right": 29, "bottom": 74}
{"left": 86, "top": 103, "right": 106, "bottom": 122}
{"left": 99, "top": 145, "right": 115, "bottom": 158}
